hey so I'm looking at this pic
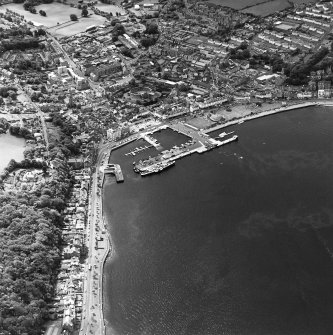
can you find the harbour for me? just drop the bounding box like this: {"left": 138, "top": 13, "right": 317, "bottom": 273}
{"left": 101, "top": 163, "right": 124, "bottom": 183}
{"left": 103, "top": 106, "right": 333, "bottom": 335}
{"left": 131, "top": 125, "right": 239, "bottom": 176}
{"left": 125, "top": 145, "right": 153, "bottom": 157}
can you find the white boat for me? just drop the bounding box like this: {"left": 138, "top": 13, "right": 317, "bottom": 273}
{"left": 219, "top": 131, "right": 234, "bottom": 138}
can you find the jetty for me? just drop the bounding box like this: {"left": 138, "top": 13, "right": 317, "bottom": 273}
{"left": 125, "top": 145, "right": 153, "bottom": 156}
{"left": 133, "top": 124, "right": 239, "bottom": 175}
{"left": 141, "top": 133, "right": 162, "bottom": 150}
{"left": 102, "top": 163, "right": 124, "bottom": 183}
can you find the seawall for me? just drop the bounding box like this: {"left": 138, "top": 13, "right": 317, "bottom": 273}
{"left": 204, "top": 102, "right": 317, "bottom": 134}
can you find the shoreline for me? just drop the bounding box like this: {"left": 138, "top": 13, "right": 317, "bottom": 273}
{"left": 204, "top": 101, "right": 318, "bottom": 134}
{"left": 80, "top": 144, "right": 114, "bottom": 335}
{"left": 86, "top": 99, "right": 330, "bottom": 335}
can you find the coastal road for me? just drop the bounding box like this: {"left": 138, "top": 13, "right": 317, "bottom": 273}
{"left": 80, "top": 142, "right": 115, "bottom": 335}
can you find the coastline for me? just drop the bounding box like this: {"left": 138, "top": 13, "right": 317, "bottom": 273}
{"left": 204, "top": 101, "right": 318, "bottom": 134}
{"left": 84, "top": 99, "right": 330, "bottom": 335}
{"left": 80, "top": 144, "right": 114, "bottom": 335}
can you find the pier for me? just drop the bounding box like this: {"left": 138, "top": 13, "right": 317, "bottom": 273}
{"left": 125, "top": 145, "right": 153, "bottom": 156}
{"left": 134, "top": 123, "right": 239, "bottom": 175}
{"left": 103, "top": 163, "right": 124, "bottom": 183}
{"left": 141, "top": 133, "right": 162, "bottom": 150}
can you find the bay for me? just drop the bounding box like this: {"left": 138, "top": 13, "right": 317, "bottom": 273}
{"left": 103, "top": 106, "right": 333, "bottom": 335}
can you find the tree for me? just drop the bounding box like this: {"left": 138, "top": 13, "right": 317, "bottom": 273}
{"left": 70, "top": 14, "right": 78, "bottom": 21}
{"left": 113, "top": 23, "right": 125, "bottom": 36}
{"left": 141, "top": 37, "right": 156, "bottom": 48}
{"left": 111, "top": 18, "right": 120, "bottom": 26}
{"left": 145, "top": 22, "right": 159, "bottom": 34}
{"left": 37, "top": 28, "right": 46, "bottom": 36}
{"left": 39, "top": 10, "right": 46, "bottom": 16}
{"left": 23, "top": 1, "right": 32, "bottom": 10}
{"left": 9, "top": 92, "right": 17, "bottom": 100}
{"left": 81, "top": 7, "right": 88, "bottom": 17}
{"left": 121, "top": 48, "right": 133, "bottom": 58}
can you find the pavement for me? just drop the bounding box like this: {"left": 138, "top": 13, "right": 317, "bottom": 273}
{"left": 80, "top": 142, "right": 114, "bottom": 335}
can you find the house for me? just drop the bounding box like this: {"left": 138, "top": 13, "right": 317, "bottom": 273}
{"left": 318, "top": 80, "right": 331, "bottom": 98}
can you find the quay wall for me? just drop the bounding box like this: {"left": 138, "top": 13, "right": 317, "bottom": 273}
{"left": 111, "top": 136, "right": 138, "bottom": 151}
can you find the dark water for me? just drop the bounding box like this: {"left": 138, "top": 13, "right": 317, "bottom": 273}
{"left": 103, "top": 107, "right": 333, "bottom": 335}
{"left": 151, "top": 127, "right": 190, "bottom": 151}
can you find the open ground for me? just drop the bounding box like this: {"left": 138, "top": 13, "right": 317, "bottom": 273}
{"left": 241, "top": 0, "right": 291, "bottom": 17}
{"left": 47, "top": 14, "right": 107, "bottom": 36}
{"left": 94, "top": 2, "right": 126, "bottom": 15}
{"left": 0, "top": 2, "right": 108, "bottom": 36}
{"left": 0, "top": 3, "right": 83, "bottom": 26}
{"left": 206, "top": 0, "right": 315, "bottom": 14}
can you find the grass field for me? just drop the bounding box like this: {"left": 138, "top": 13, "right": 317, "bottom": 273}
{"left": 47, "top": 14, "right": 106, "bottom": 36}
{"left": 206, "top": 0, "right": 315, "bottom": 13}
{"left": 0, "top": 3, "right": 82, "bottom": 27}
{"left": 0, "top": 3, "right": 107, "bottom": 36}
{"left": 206, "top": 0, "right": 266, "bottom": 10}
{"left": 94, "top": 2, "right": 126, "bottom": 15}
{"left": 241, "top": 0, "right": 291, "bottom": 16}
{"left": 186, "top": 116, "right": 214, "bottom": 130}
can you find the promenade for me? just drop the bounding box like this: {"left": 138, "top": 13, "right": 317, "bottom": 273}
{"left": 203, "top": 101, "right": 317, "bottom": 134}
{"left": 80, "top": 144, "right": 114, "bottom": 335}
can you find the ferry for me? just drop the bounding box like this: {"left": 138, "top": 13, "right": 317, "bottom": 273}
{"left": 138, "top": 160, "right": 176, "bottom": 176}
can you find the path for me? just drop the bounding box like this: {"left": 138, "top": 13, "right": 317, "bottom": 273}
{"left": 80, "top": 142, "right": 115, "bottom": 335}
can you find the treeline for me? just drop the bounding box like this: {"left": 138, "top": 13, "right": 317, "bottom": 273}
{"left": 9, "top": 125, "right": 34, "bottom": 139}
{"left": 0, "top": 27, "right": 33, "bottom": 39}
{"left": 50, "top": 113, "right": 81, "bottom": 157}
{"left": 0, "top": 158, "right": 47, "bottom": 183}
{"left": 13, "top": 0, "right": 53, "bottom": 3}
{"left": 1, "top": 38, "right": 40, "bottom": 51}
{"left": 230, "top": 42, "right": 250, "bottom": 60}
{"left": 0, "top": 118, "right": 9, "bottom": 134}
{"left": 285, "top": 47, "right": 329, "bottom": 85}
{"left": 0, "top": 86, "right": 18, "bottom": 98}
{"left": 250, "top": 53, "right": 285, "bottom": 73}
{"left": 0, "top": 151, "right": 72, "bottom": 334}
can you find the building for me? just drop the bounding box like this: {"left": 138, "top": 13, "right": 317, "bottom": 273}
{"left": 89, "top": 62, "right": 123, "bottom": 81}
{"left": 107, "top": 128, "right": 121, "bottom": 141}
{"left": 318, "top": 80, "right": 331, "bottom": 98}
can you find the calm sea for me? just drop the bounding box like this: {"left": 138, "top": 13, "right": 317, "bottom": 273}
{"left": 103, "top": 106, "right": 333, "bottom": 335}
{"left": 0, "top": 132, "right": 25, "bottom": 172}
